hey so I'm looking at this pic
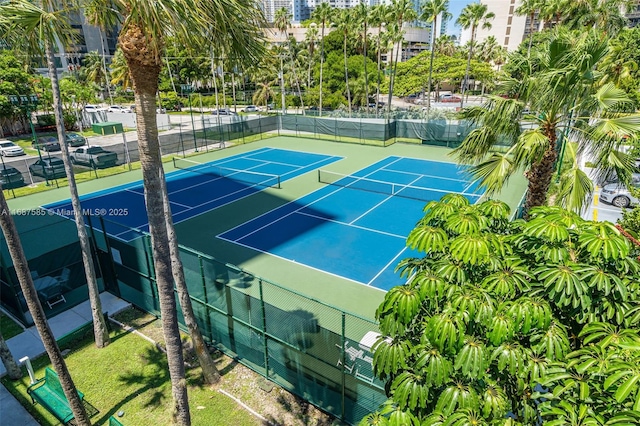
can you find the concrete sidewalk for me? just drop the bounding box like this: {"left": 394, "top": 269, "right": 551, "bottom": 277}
{"left": 0, "top": 292, "right": 130, "bottom": 425}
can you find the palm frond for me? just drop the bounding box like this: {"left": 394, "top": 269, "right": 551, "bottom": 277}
{"left": 451, "top": 127, "right": 498, "bottom": 164}
{"left": 468, "top": 152, "right": 516, "bottom": 196}
{"left": 513, "top": 129, "right": 550, "bottom": 167}
{"left": 556, "top": 167, "right": 594, "bottom": 212}
{"left": 592, "top": 82, "right": 633, "bottom": 110}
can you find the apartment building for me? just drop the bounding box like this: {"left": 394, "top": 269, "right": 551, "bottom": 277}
{"left": 458, "top": 0, "right": 529, "bottom": 52}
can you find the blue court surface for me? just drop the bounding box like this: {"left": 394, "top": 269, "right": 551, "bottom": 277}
{"left": 44, "top": 147, "right": 342, "bottom": 241}
{"left": 219, "top": 156, "right": 483, "bottom": 291}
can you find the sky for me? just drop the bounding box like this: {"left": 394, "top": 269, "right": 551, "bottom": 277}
{"left": 445, "top": 0, "right": 468, "bottom": 36}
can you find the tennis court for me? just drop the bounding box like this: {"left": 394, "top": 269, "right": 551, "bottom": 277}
{"left": 44, "top": 147, "right": 342, "bottom": 241}
{"left": 219, "top": 156, "right": 484, "bottom": 291}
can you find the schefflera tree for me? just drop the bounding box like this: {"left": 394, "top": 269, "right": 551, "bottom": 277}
{"left": 360, "top": 194, "right": 640, "bottom": 426}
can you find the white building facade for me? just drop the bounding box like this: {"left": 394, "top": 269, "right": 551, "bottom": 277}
{"left": 458, "top": 0, "right": 529, "bottom": 52}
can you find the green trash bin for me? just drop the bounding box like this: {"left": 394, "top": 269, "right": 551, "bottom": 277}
{"left": 92, "top": 122, "right": 123, "bottom": 135}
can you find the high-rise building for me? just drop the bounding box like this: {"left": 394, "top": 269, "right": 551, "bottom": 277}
{"left": 458, "top": 0, "right": 528, "bottom": 52}
{"left": 263, "top": 0, "right": 294, "bottom": 23}
{"left": 34, "top": 12, "right": 117, "bottom": 78}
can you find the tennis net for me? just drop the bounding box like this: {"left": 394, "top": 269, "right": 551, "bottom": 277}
{"left": 174, "top": 158, "right": 281, "bottom": 189}
{"left": 318, "top": 169, "right": 470, "bottom": 203}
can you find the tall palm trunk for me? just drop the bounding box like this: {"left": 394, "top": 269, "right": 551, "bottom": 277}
{"left": 363, "top": 21, "right": 369, "bottom": 113}
{"left": 524, "top": 134, "right": 558, "bottom": 216}
{"left": 0, "top": 192, "right": 90, "bottom": 425}
{"left": 319, "top": 22, "right": 326, "bottom": 116}
{"left": 99, "top": 32, "right": 114, "bottom": 106}
{"left": 343, "top": 35, "right": 352, "bottom": 115}
{"left": 426, "top": 16, "right": 438, "bottom": 112}
{"left": 0, "top": 330, "right": 21, "bottom": 379}
{"left": 287, "top": 40, "right": 305, "bottom": 114}
{"left": 387, "top": 35, "right": 394, "bottom": 114}
{"left": 46, "top": 42, "right": 110, "bottom": 349}
{"left": 527, "top": 11, "right": 535, "bottom": 56}
{"left": 121, "top": 25, "right": 190, "bottom": 425}
{"left": 460, "top": 27, "right": 476, "bottom": 108}
{"left": 387, "top": 35, "right": 403, "bottom": 113}
{"left": 279, "top": 54, "right": 286, "bottom": 114}
{"left": 159, "top": 169, "right": 221, "bottom": 384}
{"left": 376, "top": 26, "right": 383, "bottom": 117}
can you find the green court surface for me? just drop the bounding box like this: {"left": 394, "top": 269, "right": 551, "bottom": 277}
{"left": 9, "top": 136, "right": 527, "bottom": 320}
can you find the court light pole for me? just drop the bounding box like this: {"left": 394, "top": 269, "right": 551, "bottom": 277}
{"left": 9, "top": 94, "right": 49, "bottom": 186}
{"left": 181, "top": 84, "right": 198, "bottom": 152}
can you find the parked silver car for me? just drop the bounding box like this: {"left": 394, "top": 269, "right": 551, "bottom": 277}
{"left": 600, "top": 173, "right": 640, "bottom": 208}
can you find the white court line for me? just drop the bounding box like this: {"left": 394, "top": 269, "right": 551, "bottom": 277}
{"left": 367, "top": 246, "right": 410, "bottom": 287}
{"left": 349, "top": 174, "right": 423, "bottom": 225}
{"left": 296, "top": 210, "right": 407, "bottom": 239}
{"left": 381, "top": 166, "right": 470, "bottom": 183}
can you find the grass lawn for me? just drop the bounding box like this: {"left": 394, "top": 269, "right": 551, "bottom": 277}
{"left": 0, "top": 312, "right": 23, "bottom": 340}
{"left": 1, "top": 324, "right": 261, "bottom": 426}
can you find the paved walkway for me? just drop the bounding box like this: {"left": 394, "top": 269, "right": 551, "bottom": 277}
{"left": 0, "top": 292, "right": 130, "bottom": 425}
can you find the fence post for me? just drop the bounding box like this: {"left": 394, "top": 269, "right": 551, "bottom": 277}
{"left": 259, "top": 280, "right": 270, "bottom": 378}
{"left": 341, "top": 312, "right": 346, "bottom": 420}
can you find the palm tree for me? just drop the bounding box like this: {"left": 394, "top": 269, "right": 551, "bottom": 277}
{"left": 515, "top": 0, "right": 541, "bottom": 56}
{"left": 434, "top": 34, "right": 457, "bottom": 56}
{"left": 311, "top": 1, "right": 334, "bottom": 116}
{"left": 370, "top": 3, "right": 391, "bottom": 115}
{"left": 0, "top": 329, "right": 21, "bottom": 380}
{"left": 252, "top": 53, "right": 278, "bottom": 109}
{"left": 453, "top": 29, "right": 640, "bottom": 215}
{"left": 354, "top": 3, "right": 371, "bottom": 112}
{"left": 110, "top": 48, "right": 132, "bottom": 90}
{"left": 421, "top": 0, "right": 452, "bottom": 112}
{"left": 274, "top": 7, "right": 304, "bottom": 113}
{"left": 335, "top": 8, "right": 356, "bottom": 115}
{"left": 0, "top": 190, "right": 90, "bottom": 425}
{"left": 84, "top": 0, "right": 265, "bottom": 423}
{"left": 387, "top": 0, "right": 417, "bottom": 114}
{"left": 84, "top": 0, "right": 118, "bottom": 105}
{"left": 304, "top": 25, "right": 319, "bottom": 89}
{"left": 0, "top": 0, "right": 111, "bottom": 350}
{"left": 457, "top": 2, "right": 495, "bottom": 108}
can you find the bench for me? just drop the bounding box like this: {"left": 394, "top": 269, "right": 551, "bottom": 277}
{"left": 27, "top": 367, "right": 84, "bottom": 424}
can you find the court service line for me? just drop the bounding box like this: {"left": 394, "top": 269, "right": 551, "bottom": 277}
{"left": 367, "top": 246, "right": 410, "bottom": 287}
{"left": 295, "top": 210, "right": 407, "bottom": 240}
{"left": 219, "top": 157, "right": 406, "bottom": 242}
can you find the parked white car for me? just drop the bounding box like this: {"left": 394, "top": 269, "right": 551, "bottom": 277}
{"left": 600, "top": 173, "right": 640, "bottom": 208}
{"left": 107, "top": 105, "right": 133, "bottom": 113}
{"left": 84, "top": 104, "right": 107, "bottom": 113}
{"left": 241, "top": 105, "right": 260, "bottom": 113}
{"left": 0, "top": 140, "right": 25, "bottom": 157}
